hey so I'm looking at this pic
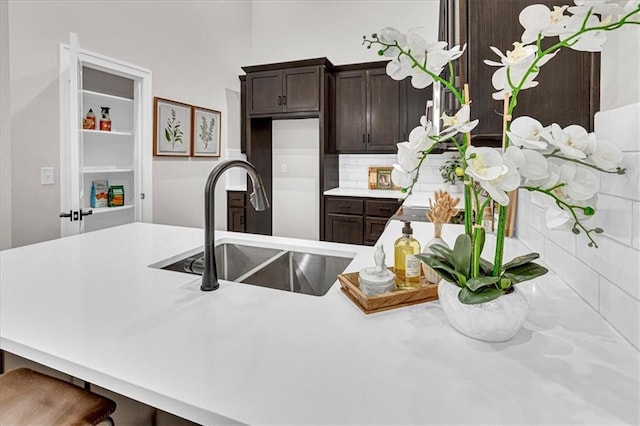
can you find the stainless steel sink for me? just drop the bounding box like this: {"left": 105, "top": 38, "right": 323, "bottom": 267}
{"left": 156, "top": 242, "right": 354, "bottom": 297}
{"left": 240, "top": 251, "right": 353, "bottom": 296}
{"left": 161, "top": 243, "right": 283, "bottom": 282}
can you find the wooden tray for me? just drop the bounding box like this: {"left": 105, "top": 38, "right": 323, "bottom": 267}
{"left": 337, "top": 268, "right": 438, "bottom": 314}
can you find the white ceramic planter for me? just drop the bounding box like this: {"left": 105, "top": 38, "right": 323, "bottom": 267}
{"left": 437, "top": 279, "right": 528, "bottom": 342}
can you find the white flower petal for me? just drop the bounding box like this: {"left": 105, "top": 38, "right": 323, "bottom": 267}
{"left": 546, "top": 207, "right": 571, "bottom": 228}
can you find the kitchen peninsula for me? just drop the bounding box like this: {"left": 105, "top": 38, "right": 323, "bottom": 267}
{"left": 1, "top": 222, "right": 638, "bottom": 425}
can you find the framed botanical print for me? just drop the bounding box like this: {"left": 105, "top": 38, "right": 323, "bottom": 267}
{"left": 191, "top": 105, "right": 221, "bottom": 157}
{"left": 153, "top": 97, "right": 192, "bottom": 156}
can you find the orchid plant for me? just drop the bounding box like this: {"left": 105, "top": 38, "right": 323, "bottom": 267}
{"left": 364, "top": 0, "right": 638, "bottom": 304}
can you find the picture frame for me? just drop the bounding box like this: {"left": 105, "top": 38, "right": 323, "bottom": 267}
{"left": 191, "top": 105, "right": 221, "bottom": 157}
{"left": 368, "top": 167, "right": 399, "bottom": 190}
{"left": 153, "top": 97, "right": 192, "bottom": 157}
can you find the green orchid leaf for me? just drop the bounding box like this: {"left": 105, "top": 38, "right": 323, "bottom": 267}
{"left": 458, "top": 286, "right": 504, "bottom": 305}
{"left": 427, "top": 243, "right": 455, "bottom": 261}
{"left": 452, "top": 234, "right": 471, "bottom": 278}
{"left": 415, "top": 255, "right": 466, "bottom": 287}
{"left": 466, "top": 276, "right": 501, "bottom": 291}
{"left": 479, "top": 257, "right": 494, "bottom": 276}
{"left": 498, "top": 277, "right": 512, "bottom": 290}
{"left": 476, "top": 227, "right": 486, "bottom": 254}
{"left": 502, "top": 253, "right": 540, "bottom": 270}
{"left": 164, "top": 128, "right": 171, "bottom": 142}
{"left": 503, "top": 262, "right": 548, "bottom": 284}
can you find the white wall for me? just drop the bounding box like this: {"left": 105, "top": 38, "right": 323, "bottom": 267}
{"left": 250, "top": 0, "right": 440, "bottom": 65}
{"left": 1, "top": 0, "right": 11, "bottom": 250}
{"left": 272, "top": 119, "right": 319, "bottom": 240}
{"left": 7, "top": 0, "right": 252, "bottom": 247}
{"left": 516, "top": 30, "right": 640, "bottom": 350}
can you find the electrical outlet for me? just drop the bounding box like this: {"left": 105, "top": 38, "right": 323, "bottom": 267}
{"left": 41, "top": 167, "right": 54, "bottom": 185}
{"left": 281, "top": 163, "right": 287, "bottom": 173}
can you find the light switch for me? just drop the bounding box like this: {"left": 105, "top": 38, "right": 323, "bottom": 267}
{"left": 281, "top": 163, "right": 287, "bottom": 173}
{"left": 41, "top": 167, "right": 54, "bottom": 185}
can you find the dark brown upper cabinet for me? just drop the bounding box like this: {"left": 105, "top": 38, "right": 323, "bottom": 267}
{"left": 459, "top": 0, "right": 599, "bottom": 145}
{"left": 246, "top": 66, "right": 320, "bottom": 115}
{"left": 335, "top": 66, "right": 401, "bottom": 153}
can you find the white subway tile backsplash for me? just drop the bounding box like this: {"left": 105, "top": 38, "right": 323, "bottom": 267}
{"left": 517, "top": 222, "right": 545, "bottom": 257}
{"left": 594, "top": 102, "right": 640, "bottom": 152}
{"left": 544, "top": 239, "right": 600, "bottom": 309}
{"left": 543, "top": 227, "right": 577, "bottom": 256}
{"left": 593, "top": 194, "right": 633, "bottom": 246}
{"left": 633, "top": 202, "right": 640, "bottom": 250}
{"left": 599, "top": 276, "right": 640, "bottom": 350}
{"left": 576, "top": 236, "right": 640, "bottom": 301}
{"left": 600, "top": 151, "right": 640, "bottom": 201}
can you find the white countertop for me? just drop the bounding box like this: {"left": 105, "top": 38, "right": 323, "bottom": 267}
{"left": 1, "top": 222, "right": 638, "bottom": 425}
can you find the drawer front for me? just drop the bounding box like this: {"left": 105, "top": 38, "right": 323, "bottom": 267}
{"left": 365, "top": 199, "right": 401, "bottom": 218}
{"left": 228, "top": 192, "right": 246, "bottom": 207}
{"left": 325, "top": 197, "right": 364, "bottom": 215}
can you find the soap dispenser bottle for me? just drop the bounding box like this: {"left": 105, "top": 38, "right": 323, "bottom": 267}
{"left": 394, "top": 221, "right": 421, "bottom": 289}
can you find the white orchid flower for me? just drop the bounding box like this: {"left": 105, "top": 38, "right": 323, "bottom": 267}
{"left": 407, "top": 43, "right": 466, "bottom": 89}
{"left": 588, "top": 137, "right": 624, "bottom": 170}
{"left": 569, "top": 0, "right": 627, "bottom": 19}
{"left": 465, "top": 147, "right": 520, "bottom": 205}
{"left": 465, "top": 147, "right": 508, "bottom": 181}
{"left": 386, "top": 54, "right": 414, "bottom": 81}
{"left": 504, "top": 146, "right": 550, "bottom": 180}
{"left": 485, "top": 43, "right": 557, "bottom": 99}
{"left": 545, "top": 195, "right": 598, "bottom": 228}
{"left": 390, "top": 120, "right": 437, "bottom": 189}
{"left": 519, "top": 4, "right": 570, "bottom": 43}
{"left": 507, "top": 116, "right": 550, "bottom": 149}
{"left": 379, "top": 27, "right": 407, "bottom": 57}
{"left": 484, "top": 42, "right": 537, "bottom": 68}
{"left": 482, "top": 166, "right": 522, "bottom": 206}
{"left": 558, "top": 162, "right": 600, "bottom": 200}
{"left": 391, "top": 165, "right": 416, "bottom": 188}
{"left": 440, "top": 105, "right": 479, "bottom": 139}
{"left": 561, "top": 14, "right": 608, "bottom": 51}
{"left": 546, "top": 123, "right": 591, "bottom": 159}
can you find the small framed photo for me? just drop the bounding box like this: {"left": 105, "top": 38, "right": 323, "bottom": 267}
{"left": 153, "top": 97, "right": 192, "bottom": 157}
{"left": 368, "top": 167, "right": 399, "bottom": 190}
{"left": 191, "top": 105, "right": 221, "bottom": 157}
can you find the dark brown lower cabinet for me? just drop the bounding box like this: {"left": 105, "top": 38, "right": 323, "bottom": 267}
{"left": 324, "top": 196, "right": 401, "bottom": 246}
{"left": 227, "top": 191, "right": 246, "bottom": 233}
{"left": 326, "top": 214, "right": 364, "bottom": 245}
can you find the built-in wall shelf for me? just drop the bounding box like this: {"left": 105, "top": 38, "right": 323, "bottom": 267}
{"left": 81, "top": 129, "right": 133, "bottom": 137}
{"left": 81, "top": 89, "right": 134, "bottom": 104}
{"left": 91, "top": 205, "right": 134, "bottom": 215}
{"left": 81, "top": 167, "right": 134, "bottom": 174}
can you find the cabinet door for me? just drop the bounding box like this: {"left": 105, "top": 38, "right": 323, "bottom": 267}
{"left": 326, "top": 214, "right": 363, "bottom": 245}
{"left": 282, "top": 67, "right": 320, "bottom": 112}
{"left": 364, "top": 217, "right": 389, "bottom": 246}
{"left": 464, "top": 0, "right": 598, "bottom": 139}
{"left": 367, "top": 69, "right": 401, "bottom": 152}
{"left": 335, "top": 70, "right": 366, "bottom": 152}
{"left": 248, "top": 71, "right": 283, "bottom": 114}
{"left": 401, "top": 81, "right": 431, "bottom": 141}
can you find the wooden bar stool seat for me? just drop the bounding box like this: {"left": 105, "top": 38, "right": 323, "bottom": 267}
{"left": 0, "top": 367, "right": 116, "bottom": 425}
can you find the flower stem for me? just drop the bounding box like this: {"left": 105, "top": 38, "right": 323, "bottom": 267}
{"left": 545, "top": 153, "right": 626, "bottom": 174}
{"left": 523, "top": 185, "right": 600, "bottom": 248}
{"left": 493, "top": 204, "right": 508, "bottom": 276}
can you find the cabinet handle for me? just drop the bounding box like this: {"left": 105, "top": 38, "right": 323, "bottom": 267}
{"left": 339, "top": 205, "right": 351, "bottom": 210}
{"left": 278, "top": 96, "right": 282, "bottom": 105}
{"left": 282, "top": 95, "right": 286, "bottom": 105}
{"left": 240, "top": 215, "right": 244, "bottom": 225}
{"left": 362, "top": 134, "right": 366, "bottom": 145}
{"left": 368, "top": 133, "right": 371, "bottom": 144}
